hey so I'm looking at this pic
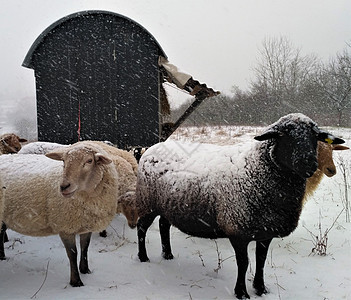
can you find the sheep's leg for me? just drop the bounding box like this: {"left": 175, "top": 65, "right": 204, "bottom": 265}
{"left": 0, "top": 223, "right": 6, "bottom": 260}
{"left": 2, "top": 222, "right": 8, "bottom": 243}
{"left": 159, "top": 216, "right": 173, "bottom": 260}
{"left": 253, "top": 238, "right": 272, "bottom": 296}
{"left": 137, "top": 212, "right": 157, "bottom": 262}
{"left": 79, "top": 232, "right": 92, "bottom": 274}
{"left": 59, "top": 233, "right": 84, "bottom": 287}
{"left": 229, "top": 237, "right": 250, "bottom": 299}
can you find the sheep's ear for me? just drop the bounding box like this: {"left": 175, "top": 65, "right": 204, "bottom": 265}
{"left": 19, "top": 138, "right": 27, "bottom": 143}
{"left": 332, "top": 145, "right": 349, "bottom": 151}
{"left": 254, "top": 130, "right": 282, "bottom": 141}
{"left": 95, "top": 153, "right": 112, "bottom": 165}
{"left": 317, "top": 131, "right": 345, "bottom": 145}
{"left": 46, "top": 151, "right": 64, "bottom": 161}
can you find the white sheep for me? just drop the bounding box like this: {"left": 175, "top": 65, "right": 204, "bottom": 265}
{"left": 17, "top": 140, "right": 139, "bottom": 228}
{"left": 135, "top": 113, "right": 345, "bottom": 299}
{"left": 0, "top": 142, "right": 119, "bottom": 287}
{"left": 0, "top": 133, "right": 27, "bottom": 154}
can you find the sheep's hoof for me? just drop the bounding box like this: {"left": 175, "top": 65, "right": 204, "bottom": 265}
{"left": 138, "top": 253, "right": 150, "bottom": 262}
{"left": 70, "top": 279, "right": 84, "bottom": 287}
{"left": 80, "top": 267, "right": 91, "bottom": 274}
{"left": 162, "top": 252, "right": 174, "bottom": 260}
{"left": 254, "top": 286, "right": 268, "bottom": 296}
{"left": 253, "top": 281, "right": 268, "bottom": 296}
{"left": 99, "top": 230, "right": 107, "bottom": 238}
{"left": 0, "top": 256, "right": 6, "bottom": 261}
{"left": 235, "top": 288, "right": 250, "bottom": 299}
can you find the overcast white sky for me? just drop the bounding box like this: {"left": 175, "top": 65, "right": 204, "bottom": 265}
{"left": 0, "top": 0, "right": 350, "bottom": 107}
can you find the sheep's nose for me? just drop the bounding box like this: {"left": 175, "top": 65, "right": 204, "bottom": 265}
{"left": 326, "top": 167, "right": 336, "bottom": 176}
{"left": 129, "top": 222, "right": 137, "bottom": 229}
{"left": 60, "top": 183, "right": 71, "bottom": 192}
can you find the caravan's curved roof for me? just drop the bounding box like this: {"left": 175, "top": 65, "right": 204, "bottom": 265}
{"left": 22, "top": 10, "right": 167, "bottom": 69}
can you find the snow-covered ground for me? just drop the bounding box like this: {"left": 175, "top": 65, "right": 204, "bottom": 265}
{"left": 1, "top": 125, "right": 350, "bottom": 300}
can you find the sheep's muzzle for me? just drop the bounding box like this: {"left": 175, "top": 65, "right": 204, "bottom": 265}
{"left": 60, "top": 183, "right": 76, "bottom": 197}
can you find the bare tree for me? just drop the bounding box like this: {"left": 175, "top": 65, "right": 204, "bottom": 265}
{"left": 173, "top": 38, "right": 351, "bottom": 127}
{"left": 254, "top": 37, "right": 317, "bottom": 95}
{"left": 250, "top": 36, "right": 318, "bottom": 121}
{"left": 312, "top": 46, "right": 351, "bottom": 126}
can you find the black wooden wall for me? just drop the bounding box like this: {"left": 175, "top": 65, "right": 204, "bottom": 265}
{"left": 23, "top": 11, "right": 166, "bottom": 148}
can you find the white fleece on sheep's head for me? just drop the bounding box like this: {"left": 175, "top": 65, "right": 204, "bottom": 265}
{"left": 46, "top": 143, "right": 114, "bottom": 197}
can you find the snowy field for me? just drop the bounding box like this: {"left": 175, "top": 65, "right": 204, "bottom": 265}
{"left": 1, "top": 125, "right": 351, "bottom": 300}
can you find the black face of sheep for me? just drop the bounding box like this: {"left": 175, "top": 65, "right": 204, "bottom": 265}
{"left": 136, "top": 113, "right": 345, "bottom": 299}
{"left": 254, "top": 115, "right": 344, "bottom": 179}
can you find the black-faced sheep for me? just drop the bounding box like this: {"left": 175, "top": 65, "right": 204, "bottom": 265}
{"left": 303, "top": 142, "right": 349, "bottom": 204}
{"left": 135, "top": 113, "right": 345, "bottom": 299}
{"left": 0, "top": 142, "right": 119, "bottom": 287}
{"left": 0, "top": 133, "right": 27, "bottom": 154}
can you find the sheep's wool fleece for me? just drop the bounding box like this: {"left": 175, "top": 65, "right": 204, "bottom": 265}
{"left": 0, "top": 154, "right": 118, "bottom": 236}
{"left": 137, "top": 138, "right": 306, "bottom": 239}
{"left": 82, "top": 141, "right": 138, "bottom": 185}
{"left": 18, "top": 141, "right": 69, "bottom": 154}
{"left": 137, "top": 141, "right": 254, "bottom": 228}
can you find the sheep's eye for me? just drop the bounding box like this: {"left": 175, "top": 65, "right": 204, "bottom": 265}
{"left": 85, "top": 159, "right": 93, "bottom": 165}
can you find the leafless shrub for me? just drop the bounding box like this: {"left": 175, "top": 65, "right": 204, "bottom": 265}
{"left": 337, "top": 155, "right": 350, "bottom": 222}
{"left": 304, "top": 209, "right": 344, "bottom": 256}
{"left": 30, "top": 260, "right": 50, "bottom": 299}
{"left": 194, "top": 250, "right": 205, "bottom": 267}
{"left": 7, "top": 238, "right": 23, "bottom": 250}
{"left": 213, "top": 240, "right": 234, "bottom": 274}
